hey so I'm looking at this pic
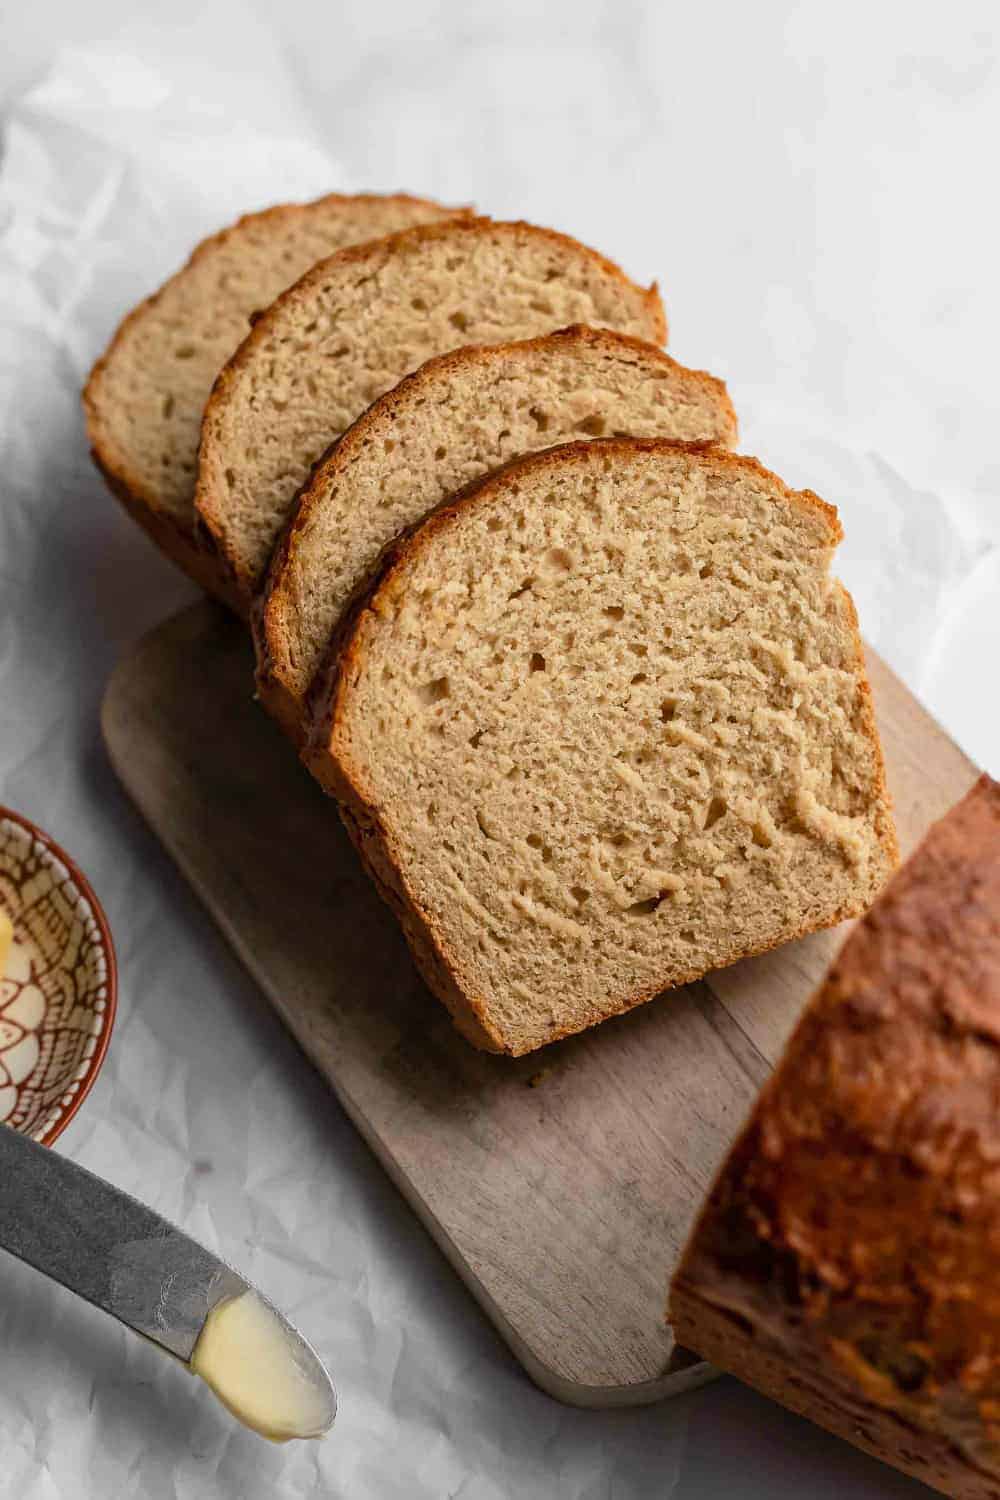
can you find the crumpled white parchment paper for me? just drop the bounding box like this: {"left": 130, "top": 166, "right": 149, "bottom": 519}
{"left": 0, "top": 5, "right": 996, "bottom": 1498}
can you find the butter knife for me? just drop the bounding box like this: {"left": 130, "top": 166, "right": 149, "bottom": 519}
{"left": 0, "top": 1125, "right": 336, "bottom": 1440}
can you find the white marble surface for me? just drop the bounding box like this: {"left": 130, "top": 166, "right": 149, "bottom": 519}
{"left": 0, "top": 2, "right": 998, "bottom": 1495}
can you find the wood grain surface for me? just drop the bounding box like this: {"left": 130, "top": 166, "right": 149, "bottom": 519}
{"left": 101, "top": 602, "right": 978, "bottom": 1407}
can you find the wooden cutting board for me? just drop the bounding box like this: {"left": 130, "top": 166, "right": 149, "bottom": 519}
{"left": 101, "top": 601, "right": 978, "bottom": 1408}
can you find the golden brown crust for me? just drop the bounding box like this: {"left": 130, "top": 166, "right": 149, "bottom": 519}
{"left": 298, "top": 550, "right": 508, "bottom": 1053}
{"left": 254, "top": 324, "right": 737, "bottom": 741}
{"left": 88, "top": 443, "right": 248, "bottom": 614}
{"left": 302, "top": 437, "right": 894, "bottom": 1056}
{"left": 832, "top": 579, "right": 899, "bottom": 869}
{"left": 195, "top": 219, "right": 668, "bottom": 600}
{"left": 335, "top": 799, "right": 504, "bottom": 1052}
{"left": 669, "top": 1290, "right": 1000, "bottom": 1497}
{"left": 83, "top": 192, "right": 468, "bottom": 598}
{"left": 670, "top": 774, "right": 1000, "bottom": 1498}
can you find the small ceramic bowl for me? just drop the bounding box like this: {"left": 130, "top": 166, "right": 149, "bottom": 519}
{"left": 0, "top": 806, "right": 116, "bottom": 1144}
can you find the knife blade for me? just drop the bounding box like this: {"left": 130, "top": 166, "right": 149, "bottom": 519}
{"left": 0, "top": 1124, "right": 335, "bottom": 1437}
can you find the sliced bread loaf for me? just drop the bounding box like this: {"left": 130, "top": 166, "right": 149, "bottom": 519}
{"left": 84, "top": 192, "right": 467, "bottom": 607}
{"left": 669, "top": 774, "right": 1000, "bottom": 1499}
{"left": 304, "top": 438, "right": 898, "bottom": 1056}
{"left": 257, "top": 325, "right": 737, "bottom": 741}
{"left": 195, "top": 219, "right": 667, "bottom": 610}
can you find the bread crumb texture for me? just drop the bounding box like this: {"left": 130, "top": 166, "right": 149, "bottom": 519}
{"left": 197, "top": 220, "right": 665, "bottom": 600}
{"left": 322, "top": 439, "right": 897, "bottom": 1056}
{"left": 84, "top": 193, "right": 466, "bottom": 529}
{"left": 260, "top": 325, "right": 735, "bottom": 732}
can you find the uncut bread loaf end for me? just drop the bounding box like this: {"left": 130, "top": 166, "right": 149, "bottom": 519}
{"left": 669, "top": 774, "right": 1000, "bottom": 1499}
{"left": 304, "top": 438, "right": 898, "bottom": 1056}
{"left": 84, "top": 192, "right": 468, "bottom": 608}
{"left": 195, "top": 218, "right": 667, "bottom": 612}
{"left": 257, "top": 325, "right": 737, "bottom": 741}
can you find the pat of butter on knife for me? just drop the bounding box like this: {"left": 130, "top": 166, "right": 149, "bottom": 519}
{"left": 191, "top": 1291, "right": 333, "bottom": 1442}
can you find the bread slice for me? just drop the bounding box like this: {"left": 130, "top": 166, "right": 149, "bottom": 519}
{"left": 303, "top": 438, "right": 898, "bottom": 1056}
{"left": 84, "top": 192, "right": 467, "bottom": 607}
{"left": 257, "top": 326, "right": 737, "bottom": 742}
{"left": 195, "top": 219, "right": 667, "bottom": 610}
{"left": 669, "top": 774, "right": 1000, "bottom": 1499}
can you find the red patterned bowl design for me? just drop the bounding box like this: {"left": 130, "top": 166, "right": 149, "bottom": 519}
{"left": 0, "top": 807, "right": 116, "bottom": 1144}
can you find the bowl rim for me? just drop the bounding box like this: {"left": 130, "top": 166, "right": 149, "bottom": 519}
{"left": 0, "top": 803, "right": 118, "bottom": 1146}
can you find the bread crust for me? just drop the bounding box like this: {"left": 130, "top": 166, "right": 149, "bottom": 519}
{"left": 195, "top": 219, "right": 668, "bottom": 606}
{"left": 669, "top": 1289, "right": 998, "bottom": 1496}
{"left": 669, "top": 774, "right": 1000, "bottom": 1498}
{"left": 83, "top": 192, "right": 468, "bottom": 605}
{"left": 336, "top": 799, "right": 504, "bottom": 1052}
{"left": 303, "top": 437, "right": 896, "bottom": 1057}
{"left": 88, "top": 443, "right": 248, "bottom": 615}
{"left": 255, "top": 324, "right": 737, "bottom": 742}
